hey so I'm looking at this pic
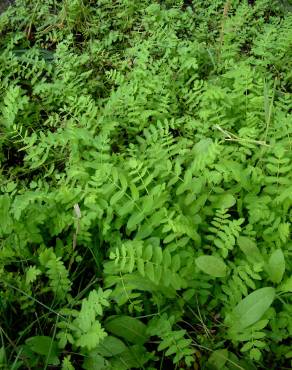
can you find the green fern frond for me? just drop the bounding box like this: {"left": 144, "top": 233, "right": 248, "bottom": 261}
{"left": 39, "top": 248, "right": 71, "bottom": 301}
{"left": 207, "top": 209, "right": 244, "bottom": 257}
{"left": 147, "top": 314, "right": 195, "bottom": 366}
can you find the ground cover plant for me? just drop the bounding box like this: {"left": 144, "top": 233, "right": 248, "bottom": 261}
{"left": 0, "top": 0, "right": 291, "bottom": 369}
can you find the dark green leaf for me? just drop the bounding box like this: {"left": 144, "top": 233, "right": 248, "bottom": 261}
{"left": 95, "top": 336, "right": 127, "bottom": 357}
{"left": 105, "top": 316, "right": 148, "bottom": 344}
{"left": 25, "top": 336, "right": 59, "bottom": 365}
{"left": 207, "top": 349, "right": 229, "bottom": 369}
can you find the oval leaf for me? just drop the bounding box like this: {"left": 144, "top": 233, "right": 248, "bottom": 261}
{"left": 214, "top": 194, "right": 236, "bottom": 209}
{"left": 25, "top": 336, "right": 59, "bottom": 365}
{"left": 195, "top": 255, "right": 227, "bottom": 277}
{"left": 237, "top": 236, "right": 262, "bottom": 263}
{"left": 207, "top": 349, "right": 229, "bottom": 369}
{"left": 268, "top": 249, "right": 285, "bottom": 284}
{"left": 95, "top": 336, "right": 127, "bottom": 357}
{"left": 230, "top": 287, "right": 275, "bottom": 330}
{"left": 105, "top": 316, "right": 148, "bottom": 344}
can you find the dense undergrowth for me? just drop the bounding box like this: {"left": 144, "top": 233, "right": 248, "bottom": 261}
{"left": 0, "top": 0, "right": 292, "bottom": 369}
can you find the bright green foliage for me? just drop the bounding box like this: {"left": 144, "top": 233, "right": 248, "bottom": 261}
{"left": 57, "top": 288, "right": 110, "bottom": 351}
{"left": 0, "top": 0, "right": 291, "bottom": 368}
{"left": 39, "top": 248, "right": 71, "bottom": 301}
{"left": 147, "top": 313, "right": 196, "bottom": 366}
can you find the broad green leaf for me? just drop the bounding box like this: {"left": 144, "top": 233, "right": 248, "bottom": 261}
{"left": 207, "top": 349, "right": 229, "bottom": 369}
{"left": 105, "top": 272, "right": 159, "bottom": 292}
{"left": 82, "top": 354, "right": 108, "bottom": 370}
{"left": 94, "top": 336, "right": 127, "bottom": 357}
{"left": 105, "top": 316, "right": 148, "bottom": 344}
{"left": 25, "top": 336, "right": 59, "bottom": 365}
{"left": 251, "top": 319, "right": 269, "bottom": 331}
{"left": 110, "top": 344, "right": 150, "bottom": 370}
{"left": 195, "top": 255, "right": 227, "bottom": 277}
{"left": 268, "top": 249, "right": 285, "bottom": 283}
{"left": 230, "top": 287, "right": 275, "bottom": 330}
{"left": 237, "top": 237, "right": 263, "bottom": 263}
{"left": 213, "top": 194, "right": 236, "bottom": 209}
